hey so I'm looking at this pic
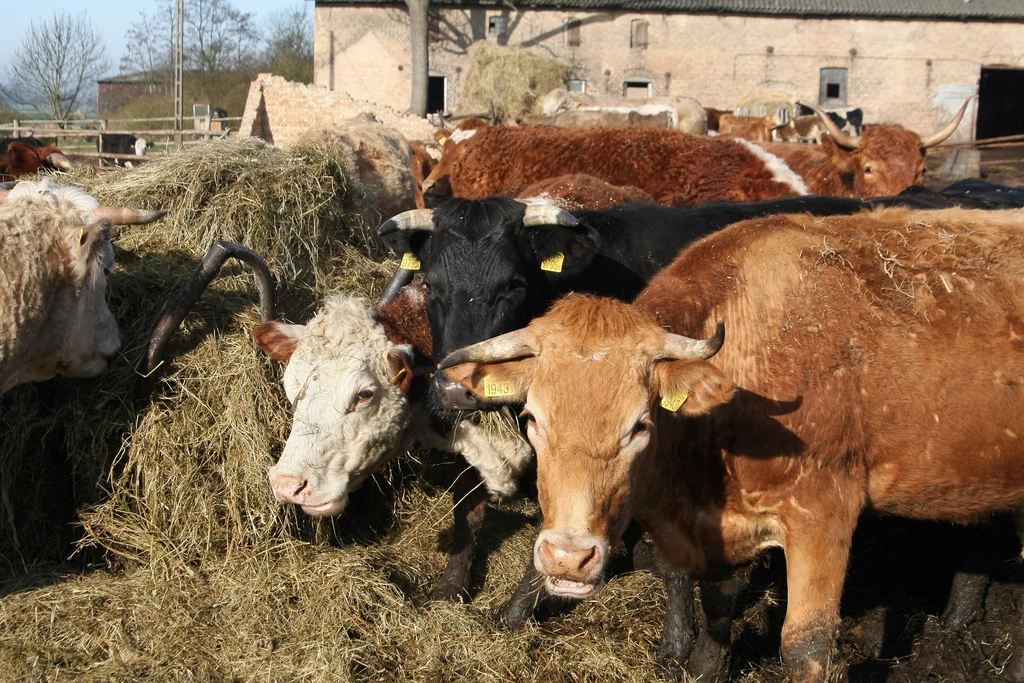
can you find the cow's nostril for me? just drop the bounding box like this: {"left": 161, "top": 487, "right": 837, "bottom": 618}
{"left": 292, "top": 479, "right": 309, "bottom": 497}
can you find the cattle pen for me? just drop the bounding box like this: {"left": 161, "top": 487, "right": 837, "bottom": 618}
{"left": 0, "top": 114, "right": 243, "bottom": 166}
{"left": 2, "top": 137, "right": 1024, "bottom": 683}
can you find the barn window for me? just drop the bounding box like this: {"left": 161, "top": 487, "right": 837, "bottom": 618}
{"left": 623, "top": 79, "right": 652, "bottom": 99}
{"left": 819, "top": 67, "right": 848, "bottom": 107}
{"left": 631, "top": 19, "right": 648, "bottom": 48}
{"left": 488, "top": 16, "right": 507, "bottom": 37}
{"left": 568, "top": 79, "right": 587, "bottom": 93}
{"left": 564, "top": 19, "right": 582, "bottom": 47}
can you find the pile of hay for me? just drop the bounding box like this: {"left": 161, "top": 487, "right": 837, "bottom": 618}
{"left": 0, "top": 138, "right": 675, "bottom": 681}
{"left": 460, "top": 41, "right": 569, "bottom": 122}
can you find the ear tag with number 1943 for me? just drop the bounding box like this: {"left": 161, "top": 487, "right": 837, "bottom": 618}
{"left": 484, "top": 376, "right": 516, "bottom": 398}
{"left": 660, "top": 391, "right": 689, "bottom": 412}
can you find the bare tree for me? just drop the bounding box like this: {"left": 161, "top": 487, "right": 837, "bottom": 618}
{"left": 261, "top": 6, "right": 314, "bottom": 83}
{"left": 1, "top": 12, "right": 110, "bottom": 121}
{"left": 121, "top": 5, "right": 175, "bottom": 77}
{"left": 406, "top": 0, "right": 430, "bottom": 117}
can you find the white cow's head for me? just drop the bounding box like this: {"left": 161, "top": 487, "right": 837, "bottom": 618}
{"left": 254, "top": 295, "right": 416, "bottom": 516}
{"left": 1, "top": 181, "right": 121, "bottom": 390}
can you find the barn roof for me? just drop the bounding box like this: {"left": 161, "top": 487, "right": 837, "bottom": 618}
{"left": 315, "top": 0, "right": 1024, "bottom": 21}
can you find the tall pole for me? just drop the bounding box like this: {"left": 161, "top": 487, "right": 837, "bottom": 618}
{"left": 174, "top": 0, "right": 184, "bottom": 145}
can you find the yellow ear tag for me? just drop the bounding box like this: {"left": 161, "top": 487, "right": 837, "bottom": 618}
{"left": 660, "top": 391, "right": 689, "bottom": 412}
{"left": 78, "top": 228, "right": 85, "bottom": 245}
{"left": 540, "top": 252, "right": 565, "bottom": 273}
{"left": 438, "top": 136, "right": 448, "bottom": 146}
{"left": 390, "top": 366, "right": 408, "bottom": 386}
{"left": 400, "top": 252, "right": 421, "bottom": 270}
{"left": 483, "top": 376, "right": 516, "bottom": 398}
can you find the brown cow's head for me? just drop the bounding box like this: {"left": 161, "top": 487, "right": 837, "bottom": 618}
{"left": 1, "top": 142, "right": 72, "bottom": 181}
{"left": 421, "top": 118, "right": 490, "bottom": 207}
{"left": 439, "top": 294, "right": 734, "bottom": 598}
{"left": 802, "top": 100, "right": 969, "bottom": 197}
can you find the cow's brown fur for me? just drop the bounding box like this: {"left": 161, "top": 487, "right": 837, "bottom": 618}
{"left": 1, "top": 142, "right": 67, "bottom": 182}
{"left": 514, "top": 174, "right": 654, "bottom": 210}
{"left": 704, "top": 107, "right": 731, "bottom": 132}
{"left": 773, "top": 115, "right": 826, "bottom": 143}
{"left": 444, "top": 207, "right": 1024, "bottom": 682}
{"left": 718, "top": 114, "right": 775, "bottom": 142}
{"left": 425, "top": 124, "right": 802, "bottom": 206}
{"left": 375, "top": 283, "right": 433, "bottom": 360}
{"left": 409, "top": 141, "right": 436, "bottom": 209}
{"left": 759, "top": 125, "right": 927, "bottom": 197}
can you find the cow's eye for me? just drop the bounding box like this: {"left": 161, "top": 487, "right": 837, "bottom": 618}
{"left": 520, "top": 409, "right": 536, "bottom": 427}
{"left": 864, "top": 165, "right": 874, "bottom": 174}
{"left": 356, "top": 388, "right": 374, "bottom": 403}
{"left": 630, "top": 418, "right": 652, "bottom": 441}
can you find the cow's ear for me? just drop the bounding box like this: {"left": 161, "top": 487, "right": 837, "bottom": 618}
{"left": 69, "top": 218, "right": 113, "bottom": 280}
{"left": 379, "top": 227, "right": 432, "bottom": 263}
{"left": 654, "top": 360, "right": 735, "bottom": 417}
{"left": 386, "top": 345, "right": 415, "bottom": 394}
{"left": 443, "top": 357, "right": 535, "bottom": 405}
{"left": 523, "top": 223, "right": 601, "bottom": 275}
{"left": 253, "top": 321, "right": 305, "bottom": 361}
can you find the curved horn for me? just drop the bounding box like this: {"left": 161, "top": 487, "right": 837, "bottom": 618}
{"left": 377, "top": 267, "right": 416, "bottom": 307}
{"left": 90, "top": 206, "right": 168, "bottom": 225}
{"left": 377, "top": 208, "right": 435, "bottom": 237}
{"left": 522, "top": 203, "right": 579, "bottom": 228}
{"left": 797, "top": 100, "right": 859, "bottom": 150}
{"left": 136, "top": 240, "right": 276, "bottom": 401}
{"left": 657, "top": 319, "right": 726, "bottom": 362}
{"left": 920, "top": 98, "right": 971, "bottom": 149}
{"left": 438, "top": 329, "right": 536, "bottom": 369}
{"left": 45, "top": 152, "right": 73, "bottom": 171}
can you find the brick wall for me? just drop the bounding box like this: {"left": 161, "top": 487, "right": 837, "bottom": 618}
{"left": 315, "top": 5, "right": 1024, "bottom": 142}
{"left": 238, "top": 73, "right": 437, "bottom": 147}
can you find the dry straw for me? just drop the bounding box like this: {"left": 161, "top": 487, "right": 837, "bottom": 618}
{"left": 0, "top": 138, "right": 670, "bottom": 681}
{"left": 460, "top": 41, "right": 570, "bottom": 123}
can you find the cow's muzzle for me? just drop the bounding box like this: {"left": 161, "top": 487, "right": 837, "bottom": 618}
{"left": 534, "top": 530, "right": 608, "bottom": 598}
{"left": 435, "top": 370, "right": 483, "bottom": 410}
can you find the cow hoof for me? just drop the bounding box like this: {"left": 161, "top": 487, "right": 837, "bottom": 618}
{"left": 494, "top": 598, "right": 536, "bottom": 630}
{"left": 655, "top": 650, "right": 685, "bottom": 681}
{"left": 684, "top": 632, "right": 730, "bottom": 683}
{"left": 941, "top": 571, "right": 988, "bottom": 629}
{"left": 429, "top": 577, "right": 470, "bottom": 603}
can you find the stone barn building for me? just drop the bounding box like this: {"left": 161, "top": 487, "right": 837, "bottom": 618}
{"left": 314, "top": 0, "right": 1024, "bottom": 142}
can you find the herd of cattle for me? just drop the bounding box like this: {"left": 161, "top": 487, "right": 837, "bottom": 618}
{"left": 4, "top": 100, "right": 1024, "bottom": 682}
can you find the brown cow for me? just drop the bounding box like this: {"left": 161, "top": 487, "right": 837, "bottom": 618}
{"left": 440, "top": 207, "right": 1024, "bottom": 683}
{"left": 514, "top": 174, "right": 654, "bottom": 210}
{"left": 717, "top": 114, "right": 776, "bottom": 142}
{"left": 759, "top": 100, "right": 969, "bottom": 197}
{"left": 422, "top": 120, "right": 810, "bottom": 208}
{"left": 422, "top": 104, "right": 967, "bottom": 207}
{"left": 409, "top": 140, "right": 438, "bottom": 209}
{"left": 704, "top": 107, "right": 731, "bottom": 132}
{"left": 772, "top": 114, "right": 826, "bottom": 144}
{"left": 1, "top": 141, "right": 72, "bottom": 182}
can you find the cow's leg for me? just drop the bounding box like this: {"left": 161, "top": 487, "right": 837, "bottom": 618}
{"left": 941, "top": 570, "right": 989, "bottom": 629}
{"left": 495, "top": 558, "right": 544, "bottom": 628}
{"left": 1003, "top": 507, "right": 1024, "bottom": 682}
{"left": 780, "top": 521, "right": 855, "bottom": 683}
{"left": 431, "top": 454, "right": 489, "bottom": 602}
{"left": 658, "top": 569, "right": 696, "bottom": 676}
{"left": 684, "top": 574, "right": 743, "bottom": 683}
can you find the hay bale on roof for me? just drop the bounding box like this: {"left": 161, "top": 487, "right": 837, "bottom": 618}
{"left": 460, "top": 41, "right": 569, "bottom": 122}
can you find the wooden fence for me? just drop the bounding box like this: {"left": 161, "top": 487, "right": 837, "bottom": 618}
{"left": 0, "top": 115, "right": 244, "bottom": 165}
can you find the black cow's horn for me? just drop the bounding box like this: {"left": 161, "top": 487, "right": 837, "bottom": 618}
{"left": 658, "top": 320, "right": 726, "bottom": 362}
{"left": 522, "top": 203, "right": 579, "bottom": 228}
{"left": 439, "top": 329, "right": 536, "bottom": 369}
{"left": 920, "top": 99, "right": 971, "bottom": 149}
{"left": 798, "top": 100, "right": 859, "bottom": 150}
{"left": 377, "top": 208, "right": 435, "bottom": 237}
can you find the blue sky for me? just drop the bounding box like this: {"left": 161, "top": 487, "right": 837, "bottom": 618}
{"left": 0, "top": 1, "right": 311, "bottom": 76}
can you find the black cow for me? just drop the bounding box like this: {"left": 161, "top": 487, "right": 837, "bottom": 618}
{"left": 797, "top": 104, "right": 864, "bottom": 135}
{"left": 99, "top": 133, "right": 147, "bottom": 167}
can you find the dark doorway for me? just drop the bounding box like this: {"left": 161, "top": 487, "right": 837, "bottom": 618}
{"left": 428, "top": 75, "right": 447, "bottom": 114}
{"left": 976, "top": 67, "right": 1024, "bottom": 140}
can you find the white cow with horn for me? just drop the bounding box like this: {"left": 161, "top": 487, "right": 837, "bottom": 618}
{"left": 0, "top": 179, "right": 166, "bottom": 391}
